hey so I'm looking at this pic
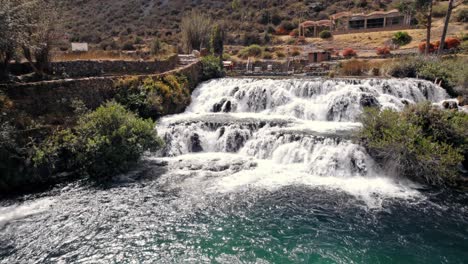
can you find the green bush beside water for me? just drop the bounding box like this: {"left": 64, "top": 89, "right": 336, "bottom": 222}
{"left": 34, "top": 102, "right": 163, "bottom": 181}
{"left": 387, "top": 56, "right": 468, "bottom": 97}
{"left": 115, "top": 74, "right": 192, "bottom": 119}
{"left": 200, "top": 55, "right": 224, "bottom": 80}
{"left": 357, "top": 103, "right": 468, "bottom": 186}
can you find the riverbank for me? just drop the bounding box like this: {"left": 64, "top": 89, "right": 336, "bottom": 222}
{"left": 2, "top": 76, "right": 468, "bottom": 263}
{"left": 0, "top": 56, "right": 222, "bottom": 197}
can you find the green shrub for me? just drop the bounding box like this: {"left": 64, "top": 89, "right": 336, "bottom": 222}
{"left": 455, "top": 9, "right": 468, "bottom": 22}
{"left": 134, "top": 36, "right": 144, "bottom": 44}
{"left": 392, "top": 31, "right": 412, "bottom": 46}
{"left": 387, "top": 56, "right": 468, "bottom": 96}
{"left": 319, "top": 30, "right": 332, "bottom": 39}
{"left": 150, "top": 38, "right": 163, "bottom": 55}
{"left": 34, "top": 102, "right": 163, "bottom": 180}
{"left": 239, "top": 44, "right": 263, "bottom": 59}
{"left": 275, "top": 51, "right": 286, "bottom": 58}
{"left": 357, "top": 103, "right": 467, "bottom": 186}
{"left": 201, "top": 55, "right": 224, "bottom": 80}
{"left": 280, "top": 21, "right": 297, "bottom": 31}
{"left": 115, "top": 74, "right": 191, "bottom": 119}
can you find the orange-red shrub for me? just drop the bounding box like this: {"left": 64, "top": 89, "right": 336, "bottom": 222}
{"left": 418, "top": 42, "right": 436, "bottom": 53}
{"left": 289, "top": 29, "right": 299, "bottom": 37}
{"left": 376, "top": 46, "right": 391, "bottom": 56}
{"left": 419, "top": 38, "right": 461, "bottom": 53}
{"left": 445, "top": 37, "right": 461, "bottom": 49}
{"left": 275, "top": 26, "right": 290, "bottom": 35}
{"left": 342, "top": 48, "right": 357, "bottom": 58}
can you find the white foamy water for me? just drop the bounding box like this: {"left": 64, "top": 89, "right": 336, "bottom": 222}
{"left": 0, "top": 198, "right": 54, "bottom": 224}
{"left": 152, "top": 77, "right": 449, "bottom": 206}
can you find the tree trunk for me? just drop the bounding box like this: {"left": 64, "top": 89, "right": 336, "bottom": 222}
{"left": 438, "top": 0, "right": 455, "bottom": 54}
{"left": 425, "top": 0, "right": 433, "bottom": 55}
{"left": 22, "top": 46, "right": 43, "bottom": 78}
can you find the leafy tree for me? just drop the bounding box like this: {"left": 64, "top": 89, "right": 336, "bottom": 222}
{"left": 415, "top": 0, "right": 434, "bottom": 55}
{"left": 20, "top": 0, "right": 57, "bottom": 77}
{"left": 0, "top": 0, "right": 23, "bottom": 80}
{"left": 438, "top": 0, "right": 455, "bottom": 53}
{"left": 210, "top": 24, "right": 225, "bottom": 67}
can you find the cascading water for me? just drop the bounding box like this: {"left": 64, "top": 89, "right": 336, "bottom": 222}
{"left": 2, "top": 77, "right": 468, "bottom": 264}
{"left": 156, "top": 77, "right": 448, "bottom": 205}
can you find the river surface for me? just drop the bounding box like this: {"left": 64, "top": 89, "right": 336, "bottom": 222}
{"left": 1, "top": 78, "right": 467, "bottom": 263}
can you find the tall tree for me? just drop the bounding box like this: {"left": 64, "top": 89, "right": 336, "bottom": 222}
{"left": 416, "top": 0, "right": 434, "bottom": 55}
{"left": 21, "top": 0, "right": 57, "bottom": 77}
{"left": 0, "top": 0, "right": 57, "bottom": 80}
{"left": 210, "top": 24, "right": 225, "bottom": 67}
{"left": 0, "top": 0, "right": 24, "bottom": 80}
{"left": 438, "top": 0, "right": 455, "bottom": 53}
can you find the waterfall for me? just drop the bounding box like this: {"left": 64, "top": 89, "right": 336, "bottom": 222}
{"left": 154, "top": 77, "right": 448, "bottom": 206}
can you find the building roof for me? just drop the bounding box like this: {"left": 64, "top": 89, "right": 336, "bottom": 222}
{"left": 300, "top": 20, "right": 333, "bottom": 27}
{"left": 330, "top": 9, "right": 400, "bottom": 20}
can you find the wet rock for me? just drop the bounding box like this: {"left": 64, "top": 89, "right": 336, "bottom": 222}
{"left": 218, "top": 127, "right": 226, "bottom": 138}
{"left": 442, "top": 100, "right": 458, "bottom": 110}
{"left": 189, "top": 133, "right": 203, "bottom": 152}
{"left": 212, "top": 99, "right": 227, "bottom": 113}
{"left": 230, "top": 87, "right": 240, "bottom": 96}
{"left": 350, "top": 157, "right": 367, "bottom": 175}
{"left": 359, "top": 94, "right": 380, "bottom": 108}
{"left": 401, "top": 99, "right": 410, "bottom": 105}
{"left": 222, "top": 100, "right": 232, "bottom": 112}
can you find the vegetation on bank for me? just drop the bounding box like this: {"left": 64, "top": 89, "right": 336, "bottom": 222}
{"left": 0, "top": 101, "right": 162, "bottom": 194}
{"left": 115, "top": 74, "right": 192, "bottom": 119}
{"left": 201, "top": 55, "right": 225, "bottom": 80}
{"left": 34, "top": 102, "right": 163, "bottom": 181}
{"left": 357, "top": 103, "right": 468, "bottom": 187}
{"left": 387, "top": 56, "right": 468, "bottom": 96}
{"left": 337, "top": 56, "right": 467, "bottom": 97}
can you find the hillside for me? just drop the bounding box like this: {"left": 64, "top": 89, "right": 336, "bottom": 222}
{"left": 55, "top": 0, "right": 398, "bottom": 46}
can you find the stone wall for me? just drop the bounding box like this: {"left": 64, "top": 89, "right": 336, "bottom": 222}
{"left": 9, "top": 55, "right": 179, "bottom": 78}
{"left": 0, "top": 60, "right": 202, "bottom": 118}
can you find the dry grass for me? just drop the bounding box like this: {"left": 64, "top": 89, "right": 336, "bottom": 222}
{"left": 339, "top": 58, "right": 388, "bottom": 76}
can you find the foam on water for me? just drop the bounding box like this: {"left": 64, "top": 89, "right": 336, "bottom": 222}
{"left": 0, "top": 198, "right": 54, "bottom": 225}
